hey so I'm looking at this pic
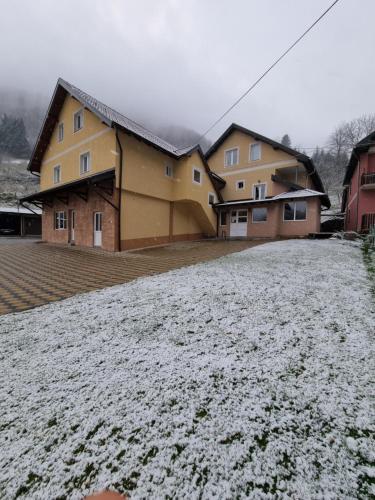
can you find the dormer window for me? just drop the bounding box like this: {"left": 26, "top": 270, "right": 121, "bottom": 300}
{"left": 224, "top": 148, "right": 239, "bottom": 167}
{"left": 250, "top": 143, "right": 261, "bottom": 161}
{"left": 57, "top": 123, "right": 64, "bottom": 142}
{"left": 74, "top": 109, "right": 84, "bottom": 132}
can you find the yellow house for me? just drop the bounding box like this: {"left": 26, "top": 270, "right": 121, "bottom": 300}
{"left": 21, "top": 80, "right": 330, "bottom": 251}
{"left": 21, "top": 79, "right": 222, "bottom": 251}
{"left": 205, "top": 124, "right": 330, "bottom": 239}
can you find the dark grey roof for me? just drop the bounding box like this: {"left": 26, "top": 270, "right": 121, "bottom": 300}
{"left": 28, "top": 78, "right": 193, "bottom": 173}
{"left": 58, "top": 79, "right": 184, "bottom": 155}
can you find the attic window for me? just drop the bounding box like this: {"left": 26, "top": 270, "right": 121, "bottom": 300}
{"left": 58, "top": 123, "right": 64, "bottom": 142}
{"left": 165, "top": 164, "right": 173, "bottom": 178}
{"left": 74, "top": 109, "right": 84, "bottom": 132}
{"left": 250, "top": 143, "right": 261, "bottom": 161}
{"left": 193, "top": 167, "right": 202, "bottom": 185}
{"left": 224, "top": 148, "right": 239, "bottom": 167}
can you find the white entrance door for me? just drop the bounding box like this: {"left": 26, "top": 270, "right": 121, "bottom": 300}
{"left": 70, "top": 210, "right": 76, "bottom": 243}
{"left": 93, "top": 212, "right": 103, "bottom": 247}
{"left": 230, "top": 209, "right": 248, "bottom": 237}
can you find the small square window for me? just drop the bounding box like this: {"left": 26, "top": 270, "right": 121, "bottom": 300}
{"left": 193, "top": 168, "right": 201, "bottom": 184}
{"left": 58, "top": 123, "right": 64, "bottom": 142}
{"left": 208, "top": 193, "right": 215, "bottom": 205}
{"left": 165, "top": 164, "right": 173, "bottom": 177}
{"left": 236, "top": 180, "right": 245, "bottom": 190}
{"left": 250, "top": 143, "right": 261, "bottom": 161}
{"left": 74, "top": 109, "right": 84, "bottom": 132}
{"left": 80, "top": 152, "right": 91, "bottom": 174}
{"left": 252, "top": 207, "right": 267, "bottom": 222}
{"left": 224, "top": 148, "right": 239, "bottom": 167}
{"left": 53, "top": 165, "right": 61, "bottom": 184}
{"left": 220, "top": 211, "right": 227, "bottom": 226}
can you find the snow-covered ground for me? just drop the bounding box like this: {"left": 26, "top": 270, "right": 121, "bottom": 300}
{"left": 0, "top": 240, "right": 374, "bottom": 499}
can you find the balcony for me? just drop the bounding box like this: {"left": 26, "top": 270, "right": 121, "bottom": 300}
{"left": 361, "top": 173, "right": 375, "bottom": 189}
{"left": 361, "top": 213, "right": 375, "bottom": 232}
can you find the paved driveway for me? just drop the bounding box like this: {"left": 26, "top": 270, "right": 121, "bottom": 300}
{"left": 0, "top": 239, "right": 268, "bottom": 315}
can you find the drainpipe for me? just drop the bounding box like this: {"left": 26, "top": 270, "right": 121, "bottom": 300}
{"left": 354, "top": 150, "right": 361, "bottom": 232}
{"left": 115, "top": 128, "right": 123, "bottom": 252}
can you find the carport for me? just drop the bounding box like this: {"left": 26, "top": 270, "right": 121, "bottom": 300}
{"left": 0, "top": 206, "right": 41, "bottom": 237}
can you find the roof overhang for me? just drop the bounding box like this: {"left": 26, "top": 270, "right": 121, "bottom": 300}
{"left": 19, "top": 168, "right": 115, "bottom": 204}
{"left": 215, "top": 189, "right": 326, "bottom": 208}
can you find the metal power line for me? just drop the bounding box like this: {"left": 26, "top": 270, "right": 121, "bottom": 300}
{"left": 174, "top": 0, "right": 341, "bottom": 152}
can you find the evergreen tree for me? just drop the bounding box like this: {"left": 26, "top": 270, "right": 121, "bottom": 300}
{"left": 281, "top": 134, "right": 291, "bottom": 148}
{"left": 0, "top": 114, "right": 31, "bottom": 158}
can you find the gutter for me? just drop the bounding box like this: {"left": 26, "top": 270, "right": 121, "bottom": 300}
{"left": 115, "top": 127, "right": 123, "bottom": 252}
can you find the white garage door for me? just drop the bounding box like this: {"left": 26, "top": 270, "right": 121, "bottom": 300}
{"left": 230, "top": 209, "right": 248, "bottom": 237}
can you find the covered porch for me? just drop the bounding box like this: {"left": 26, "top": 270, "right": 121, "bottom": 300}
{"left": 19, "top": 169, "right": 119, "bottom": 252}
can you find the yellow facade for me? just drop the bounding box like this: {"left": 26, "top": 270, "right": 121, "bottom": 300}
{"left": 40, "top": 96, "right": 117, "bottom": 191}
{"left": 117, "top": 132, "right": 217, "bottom": 245}
{"left": 37, "top": 94, "right": 218, "bottom": 249}
{"left": 207, "top": 129, "right": 313, "bottom": 200}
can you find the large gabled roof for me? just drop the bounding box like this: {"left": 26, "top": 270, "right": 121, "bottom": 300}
{"left": 28, "top": 78, "right": 194, "bottom": 173}
{"left": 343, "top": 130, "right": 375, "bottom": 185}
{"left": 205, "top": 123, "right": 330, "bottom": 208}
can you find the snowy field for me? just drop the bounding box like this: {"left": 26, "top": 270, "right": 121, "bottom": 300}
{"left": 0, "top": 239, "right": 374, "bottom": 499}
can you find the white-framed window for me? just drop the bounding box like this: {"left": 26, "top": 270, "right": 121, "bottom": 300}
{"left": 220, "top": 211, "right": 227, "bottom": 226}
{"left": 53, "top": 165, "right": 61, "bottom": 184}
{"left": 74, "top": 109, "right": 84, "bottom": 132}
{"left": 57, "top": 122, "right": 64, "bottom": 142}
{"left": 252, "top": 207, "right": 268, "bottom": 223}
{"left": 55, "top": 211, "right": 67, "bottom": 230}
{"left": 250, "top": 143, "right": 261, "bottom": 161}
{"left": 231, "top": 209, "right": 248, "bottom": 223}
{"left": 283, "top": 201, "right": 307, "bottom": 221}
{"left": 236, "top": 180, "right": 245, "bottom": 191}
{"left": 253, "top": 183, "right": 266, "bottom": 200}
{"left": 208, "top": 192, "right": 216, "bottom": 205}
{"left": 192, "top": 167, "right": 202, "bottom": 185}
{"left": 80, "top": 151, "right": 91, "bottom": 174}
{"left": 165, "top": 164, "right": 173, "bottom": 178}
{"left": 224, "top": 148, "right": 239, "bottom": 167}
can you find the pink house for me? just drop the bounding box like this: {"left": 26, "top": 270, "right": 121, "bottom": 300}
{"left": 342, "top": 131, "right": 375, "bottom": 232}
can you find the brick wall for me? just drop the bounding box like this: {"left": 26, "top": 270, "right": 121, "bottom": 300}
{"left": 42, "top": 187, "right": 118, "bottom": 252}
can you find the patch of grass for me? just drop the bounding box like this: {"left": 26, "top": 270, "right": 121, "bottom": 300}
{"left": 73, "top": 443, "right": 85, "bottom": 455}
{"left": 116, "top": 449, "right": 126, "bottom": 460}
{"left": 47, "top": 417, "right": 57, "bottom": 428}
{"left": 171, "top": 443, "right": 186, "bottom": 460}
{"left": 255, "top": 431, "right": 269, "bottom": 451}
{"left": 141, "top": 446, "right": 158, "bottom": 466}
{"left": 219, "top": 432, "right": 243, "bottom": 445}
{"left": 195, "top": 408, "right": 208, "bottom": 419}
{"left": 86, "top": 421, "right": 104, "bottom": 440}
{"left": 15, "top": 472, "right": 42, "bottom": 498}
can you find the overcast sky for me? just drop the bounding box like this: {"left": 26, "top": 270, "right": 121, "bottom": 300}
{"left": 1, "top": 0, "right": 374, "bottom": 149}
